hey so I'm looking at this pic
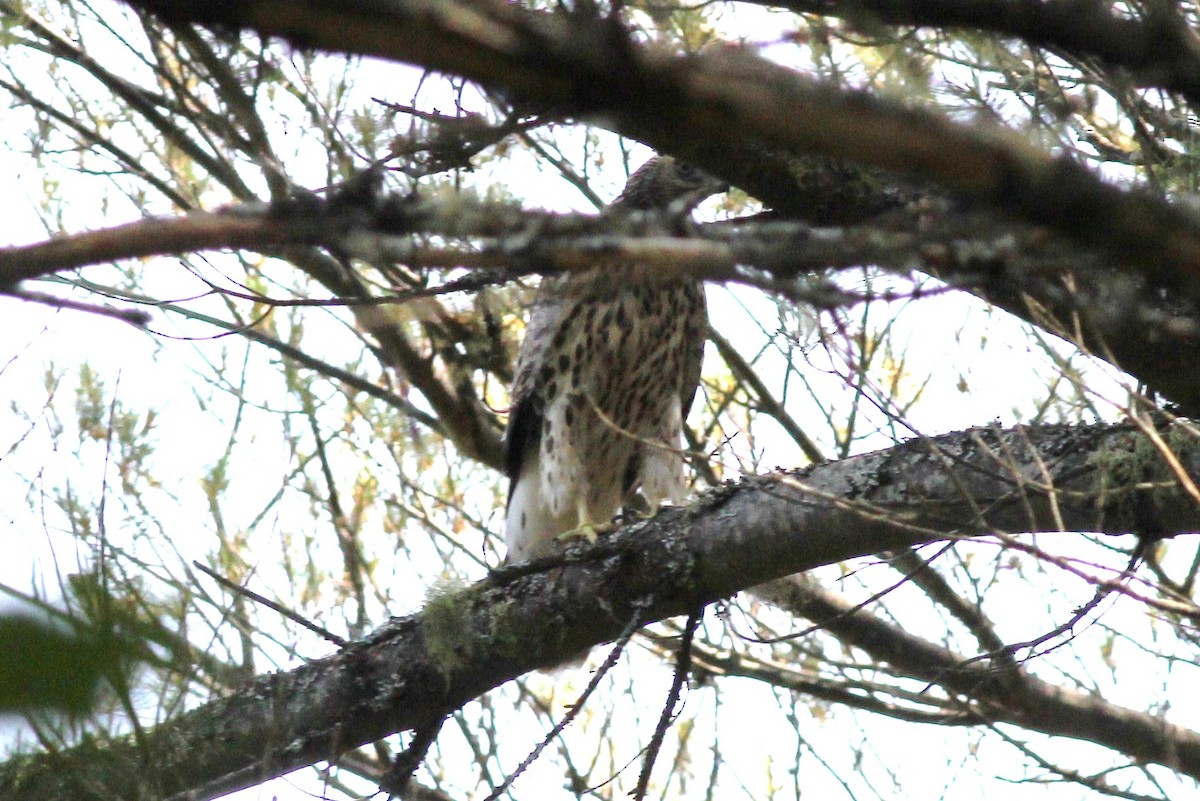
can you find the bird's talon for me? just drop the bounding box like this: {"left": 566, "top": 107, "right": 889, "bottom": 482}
{"left": 556, "top": 521, "right": 613, "bottom": 546}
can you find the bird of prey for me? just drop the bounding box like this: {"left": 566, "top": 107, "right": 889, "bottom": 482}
{"left": 504, "top": 156, "right": 726, "bottom": 562}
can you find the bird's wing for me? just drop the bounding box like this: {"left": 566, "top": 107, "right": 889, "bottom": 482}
{"left": 503, "top": 277, "right": 572, "bottom": 501}
{"left": 680, "top": 298, "right": 707, "bottom": 419}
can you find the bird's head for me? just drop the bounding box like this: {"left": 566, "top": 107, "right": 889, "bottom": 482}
{"left": 611, "top": 156, "right": 729, "bottom": 213}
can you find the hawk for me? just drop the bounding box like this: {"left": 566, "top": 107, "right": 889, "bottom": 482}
{"left": 504, "top": 157, "right": 726, "bottom": 562}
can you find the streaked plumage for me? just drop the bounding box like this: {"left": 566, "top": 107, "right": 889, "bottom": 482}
{"left": 504, "top": 157, "right": 725, "bottom": 562}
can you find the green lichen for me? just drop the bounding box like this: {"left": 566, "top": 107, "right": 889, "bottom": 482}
{"left": 421, "top": 580, "right": 475, "bottom": 681}
{"left": 1088, "top": 426, "right": 1189, "bottom": 529}
{"left": 487, "top": 594, "right": 578, "bottom": 666}
{"left": 485, "top": 598, "right": 524, "bottom": 661}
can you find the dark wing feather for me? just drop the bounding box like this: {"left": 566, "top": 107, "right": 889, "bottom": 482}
{"left": 680, "top": 319, "right": 705, "bottom": 418}
{"left": 503, "top": 278, "right": 570, "bottom": 502}
{"left": 503, "top": 397, "right": 538, "bottom": 504}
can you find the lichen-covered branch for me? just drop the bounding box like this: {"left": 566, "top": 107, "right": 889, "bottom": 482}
{"left": 768, "top": 0, "right": 1200, "bottom": 107}
{"left": 4, "top": 421, "right": 1199, "bottom": 800}
{"left": 114, "top": 0, "right": 1200, "bottom": 298}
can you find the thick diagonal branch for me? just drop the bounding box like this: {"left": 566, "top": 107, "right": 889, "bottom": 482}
{"left": 4, "top": 422, "right": 1200, "bottom": 800}
{"left": 117, "top": 0, "right": 1200, "bottom": 298}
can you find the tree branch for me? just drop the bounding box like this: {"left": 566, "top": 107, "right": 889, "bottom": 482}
{"left": 769, "top": 0, "right": 1200, "bottom": 108}
{"left": 12, "top": 193, "right": 1200, "bottom": 416}
{"left": 114, "top": 0, "right": 1200, "bottom": 297}
{"left": 5, "top": 421, "right": 1200, "bottom": 799}
{"left": 753, "top": 573, "right": 1195, "bottom": 784}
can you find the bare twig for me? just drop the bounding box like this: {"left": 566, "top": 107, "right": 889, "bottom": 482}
{"left": 634, "top": 609, "right": 700, "bottom": 801}
{"left": 483, "top": 610, "right": 646, "bottom": 801}
{"left": 192, "top": 561, "right": 346, "bottom": 647}
{"left": 380, "top": 714, "right": 447, "bottom": 798}
{"left": 4, "top": 287, "right": 153, "bottom": 327}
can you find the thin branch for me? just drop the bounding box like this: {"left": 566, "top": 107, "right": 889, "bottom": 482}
{"left": 380, "top": 714, "right": 447, "bottom": 798}
{"left": 483, "top": 610, "right": 646, "bottom": 801}
{"left": 145, "top": 297, "right": 447, "bottom": 437}
{"left": 708, "top": 325, "right": 825, "bottom": 464}
{"left": 634, "top": 608, "right": 699, "bottom": 801}
{"left": 2, "top": 287, "right": 152, "bottom": 327}
{"left": 191, "top": 561, "right": 346, "bottom": 647}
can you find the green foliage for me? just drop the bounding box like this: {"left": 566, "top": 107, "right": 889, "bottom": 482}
{"left": 0, "top": 615, "right": 118, "bottom": 716}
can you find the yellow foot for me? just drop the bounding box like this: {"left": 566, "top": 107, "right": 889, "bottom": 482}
{"left": 557, "top": 497, "right": 616, "bottom": 547}
{"left": 555, "top": 520, "right": 614, "bottom": 547}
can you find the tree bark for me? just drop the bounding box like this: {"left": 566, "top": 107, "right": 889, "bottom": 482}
{"left": 4, "top": 421, "right": 1198, "bottom": 799}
